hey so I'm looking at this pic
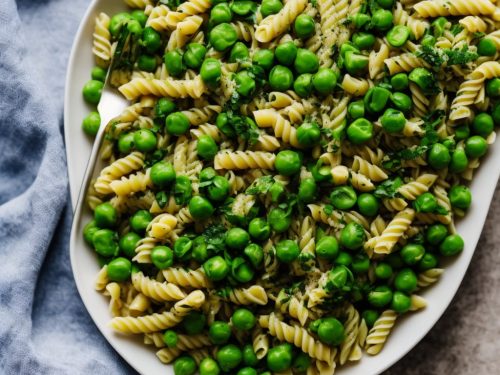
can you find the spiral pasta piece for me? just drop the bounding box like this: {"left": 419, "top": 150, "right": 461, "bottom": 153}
{"left": 374, "top": 209, "right": 415, "bottom": 254}
{"left": 92, "top": 13, "right": 112, "bottom": 68}
{"left": 255, "top": 0, "right": 307, "bottom": 42}
{"left": 109, "top": 169, "right": 153, "bottom": 196}
{"left": 365, "top": 310, "right": 397, "bottom": 355}
{"left": 109, "top": 290, "right": 205, "bottom": 333}
{"left": 119, "top": 76, "right": 207, "bottom": 100}
{"left": 214, "top": 151, "right": 276, "bottom": 170}
{"left": 162, "top": 267, "right": 212, "bottom": 289}
{"left": 351, "top": 156, "right": 388, "bottom": 182}
{"left": 253, "top": 109, "right": 301, "bottom": 147}
{"left": 221, "top": 285, "right": 268, "bottom": 305}
{"left": 132, "top": 272, "right": 187, "bottom": 302}
{"left": 95, "top": 152, "right": 145, "bottom": 195}
{"left": 259, "top": 313, "right": 335, "bottom": 364}
{"left": 414, "top": 0, "right": 496, "bottom": 18}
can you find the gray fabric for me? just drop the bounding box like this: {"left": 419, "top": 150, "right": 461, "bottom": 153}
{"left": 1, "top": 0, "right": 499, "bottom": 374}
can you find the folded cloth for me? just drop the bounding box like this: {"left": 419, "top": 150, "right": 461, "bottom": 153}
{"left": 0, "top": 0, "right": 133, "bottom": 373}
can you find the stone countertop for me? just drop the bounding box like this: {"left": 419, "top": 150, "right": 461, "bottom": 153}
{"left": 385, "top": 183, "right": 500, "bottom": 375}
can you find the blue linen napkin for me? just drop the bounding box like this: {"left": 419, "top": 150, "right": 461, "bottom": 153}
{"left": 0, "top": 0, "right": 134, "bottom": 373}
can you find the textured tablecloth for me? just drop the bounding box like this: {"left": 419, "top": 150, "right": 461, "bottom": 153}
{"left": 0, "top": 0, "right": 499, "bottom": 374}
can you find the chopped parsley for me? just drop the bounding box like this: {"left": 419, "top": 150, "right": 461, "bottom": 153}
{"left": 155, "top": 191, "right": 168, "bottom": 209}
{"left": 202, "top": 224, "right": 227, "bottom": 254}
{"left": 416, "top": 45, "right": 478, "bottom": 69}
{"left": 246, "top": 176, "right": 274, "bottom": 195}
{"left": 374, "top": 177, "right": 404, "bottom": 199}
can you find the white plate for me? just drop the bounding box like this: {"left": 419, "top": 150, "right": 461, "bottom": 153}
{"left": 65, "top": 1, "right": 500, "bottom": 374}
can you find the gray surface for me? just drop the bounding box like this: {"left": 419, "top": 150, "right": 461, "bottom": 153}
{"left": 386, "top": 182, "right": 500, "bottom": 375}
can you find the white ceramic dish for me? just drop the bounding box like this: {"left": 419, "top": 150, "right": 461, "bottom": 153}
{"left": 65, "top": 1, "right": 500, "bottom": 374}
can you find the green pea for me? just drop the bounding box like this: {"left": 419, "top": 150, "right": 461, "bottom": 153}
{"left": 368, "top": 285, "right": 393, "bottom": 307}
{"left": 432, "top": 17, "right": 448, "bottom": 38}
{"left": 119, "top": 232, "right": 141, "bottom": 258}
{"left": 391, "top": 291, "right": 411, "bottom": 313}
{"left": 426, "top": 224, "right": 448, "bottom": 246}
{"left": 200, "top": 58, "right": 222, "bottom": 85}
{"left": 275, "top": 150, "right": 301, "bottom": 176}
{"left": 294, "top": 48, "right": 319, "bottom": 74}
{"left": 229, "top": 42, "right": 250, "bottom": 63}
{"left": 133, "top": 129, "right": 157, "bottom": 152}
{"left": 440, "top": 234, "right": 464, "bottom": 256}
{"left": 414, "top": 192, "right": 438, "bottom": 213}
{"left": 449, "top": 185, "right": 472, "bottom": 210}
{"left": 318, "top": 318, "right": 344, "bottom": 346}
{"left": 109, "top": 12, "right": 132, "bottom": 37}
{"left": 166, "top": 112, "right": 190, "bottom": 135}
{"left": 276, "top": 239, "right": 300, "bottom": 263}
{"left": 199, "top": 358, "right": 220, "bottom": 375}
{"left": 309, "top": 319, "right": 322, "bottom": 333}
{"left": 267, "top": 345, "right": 292, "bottom": 372}
{"left": 118, "top": 133, "right": 134, "bottom": 154}
{"left": 269, "top": 65, "right": 294, "bottom": 91}
{"left": 332, "top": 251, "right": 350, "bottom": 267}
{"left": 237, "top": 368, "right": 257, "bottom": 375}
{"left": 409, "top": 67, "right": 436, "bottom": 93}
{"left": 294, "top": 14, "right": 315, "bottom": 39}
{"left": 92, "top": 229, "right": 119, "bottom": 257}
{"left": 292, "top": 352, "right": 311, "bottom": 372}
{"left": 340, "top": 43, "right": 360, "bottom": 58}
{"left": 330, "top": 186, "right": 357, "bottom": 210}
{"left": 419, "top": 253, "right": 438, "bottom": 271}
{"left": 83, "top": 220, "right": 100, "bottom": 245}
{"left": 107, "top": 257, "right": 132, "bottom": 282}
{"left": 242, "top": 345, "right": 259, "bottom": 367}
{"left": 449, "top": 147, "right": 469, "bottom": 173}
{"left": 243, "top": 243, "right": 264, "bottom": 268}
{"left": 209, "top": 23, "right": 238, "bottom": 51}
{"left": 375, "top": 262, "right": 393, "bottom": 279}
{"left": 210, "top": 3, "right": 232, "bottom": 25}
{"left": 312, "top": 68, "right": 337, "bottom": 95}
{"left": 235, "top": 70, "right": 256, "bottom": 96}
{"left": 192, "top": 237, "right": 209, "bottom": 263}
{"left": 82, "top": 79, "right": 103, "bottom": 104}
{"left": 131, "top": 9, "right": 147, "bottom": 26}
{"left": 348, "top": 100, "right": 365, "bottom": 120}
{"left": 390, "top": 73, "right": 409, "bottom": 91}
{"left": 298, "top": 177, "right": 317, "bottom": 203}
{"left": 91, "top": 66, "right": 107, "bottom": 82}
{"left": 269, "top": 182, "right": 286, "bottom": 202}
{"left": 173, "top": 356, "right": 197, "bottom": 375}
{"left": 209, "top": 321, "right": 232, "bottom": 344}
{"left": 268, "top": 207, "right": 292, "bottom": 233}
{"left": 347, "top": 117, "right": 373, "bottom": 144}
{"left": 296, "top": 122, "right": 320, "bottom": 147}
{"left": 365, "top": 86, "right": 391, "bottom": 113}
{"left": 189, "top": 196, "right": 215, "bottom": 220}
{"left": 493, "top": 101, "right": 500, "bottom": 125}
{"left": 94, "top": 202, "right": 118, "bottom": 229}
{"left": 362, "top": 310, "right": 380, "bottom": 328}
{"left": 390, "top": 92, "right": 412, "bottom": 112}
{"left": 311, "top": 163, "right": 332, "bottom": 183}
{"left": 130, "top": 210, "right": 152, "bottom": 234}
{"left": 142, "top": 26, "right": 161, "bottom": 53}
{"left": 357, "top": 193, "right": 379, "bottom": 216}
{"left": 164, "top": 50, "right": 185, "bottom": 77}
{"left": 454, "top": 125, "right": 469, "bottom": 141}
{"left": 327, "top": 265, "right": 350, "bottom": 289}
{"left": 351, "top": 13, "right": 371, "bottom": 29}
{"left": 401, "top": 243, "right": 425, "bottom": 266}
{"left": 231, "top": 1, "right": 257, "bottom": 16}
{"left": 183, "top": 311, "right": 206, "bottom": 334}
{"left": 465, "top": 135, "right": 488, "bottom": 158}
{"left": 294, "top": 73, "right": 313, "bottom": 97}
{"left": 371, "top": 9, "right": 393, "bottom": 31}
{"left": 394, "top": 268, "right": 418, "bottom": 293}
{"left": 352, "top": 254, "right": 370, "bottom": 273}
{"left": 246, "top": 218, "right": 270, "bottom": 241}
{"left": 82, "top": 112, "right": 101, "bottom": 137}
{"left": 252, "top": 48, "right": 274, "bottom": 70}
{"left": 340, "top": 222, "right": 365, "bottom": 250}
{"left": 486, "top": 78, "right": 500, "bottom": 97}
{"left": 232, "top": 256, "right": 255, "bottom": 282}
{"left": 315, "top": 235, "right": 340, "bottom": 261}
{"left": 151, "top": 245, "right": 174, "bottom": 269}
{"left": 275, "top": 41, "right": 298, "bottom": 65}
{"left": 352, "top": 32, "right": 376, "bottom": 50}
{"left": 155, "top": 98, "right": 176, "bottom": 118}
{"left": 183, "top": 43, "right": 207, "bottom": 69}
{"left": 478, "top": 38, "right": 497, "bottom": 56}
{"left": 225, "top": 227, "right": 250, "bottom": 250}
{"left": 204, "top": 256, "right": 229, "bottom": 281}
{"left": 205, "top": 176, "right": 229, "bottom": 202}
{"left": 387, "top": 25, "right": 410, "bottom": 47}
{"left": 127, "top": 19, "right": 143, "bottom": 36}
{"left": 260, "top": 0, "right": 283, "bottom": 17}
{"left": 137, "top": 54, "right": 157, "bottom": 72}
{"left": 428, "top": 143, "right": 451, "bottom": 169}
{"left": 472, "top": 113, "right": 494, "bottom": 137}
{"left": 163, "top": 330, "right": 178, "bottom": 348}
{"left": 150, "top": 161, "right": 176, "bottom": 188}
{"left": 217, "top": 344, "right": 242, "bottom": 372}
{"left": 232, "top": 308, "right": 256, "bottom": 330}
{"left": 345, "top": 51, "right": 369, "bottom": 75}
{"left": 174, "top": 176, "right": 193, "bottom": 205}
{"left": 215, "top": 113, "right": 233, "bottom": 137}
{"left": 196, "top": 135, "right": 218, "bottom": 160}
{"left": 174, "top": 236, "right": 193, "bottom": 260}
{"left": 381, "top": 108, "right": 406, "bottom": 133}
